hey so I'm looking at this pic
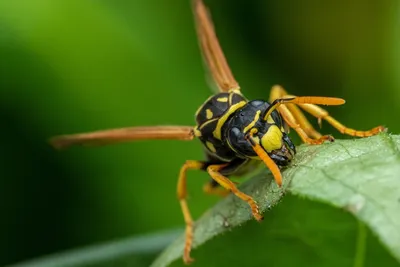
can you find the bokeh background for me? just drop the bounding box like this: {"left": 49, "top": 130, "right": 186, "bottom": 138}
{"left": 1, "top": 0, "right": 399, "bottom": 266}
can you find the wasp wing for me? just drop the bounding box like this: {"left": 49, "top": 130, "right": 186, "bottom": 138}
{"left": 193, "top": 0, "right": 240, "bottom": 93}
{"left": 49, "top": 126, "right": 194, "bottom": 149}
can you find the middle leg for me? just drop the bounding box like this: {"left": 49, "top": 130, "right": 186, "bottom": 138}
{"left": 203, "top": 179, "right": 230, "bottom": 197}
{"left": 278, "top": 104, "right": 334, "bottom": 144}
{"left": 207, "top": 164, "right": 263, "bottom": 221}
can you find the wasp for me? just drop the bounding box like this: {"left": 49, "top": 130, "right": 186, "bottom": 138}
{"left": 50, "top": 0, "right": 385, "bottom": 264}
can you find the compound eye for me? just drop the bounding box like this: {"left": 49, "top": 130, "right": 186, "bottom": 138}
{"left": 230, "top": 127, "right": 242, "bottom": 139}
{"left": 227, "top": 126, "right": 255, "bottom": 157}
{"left": 228, "top": 127, "right": 246, "bottom": 147}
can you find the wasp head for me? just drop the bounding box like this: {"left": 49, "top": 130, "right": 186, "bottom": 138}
{"left": 225, "top": 100, "right": 296, "bottom": 166}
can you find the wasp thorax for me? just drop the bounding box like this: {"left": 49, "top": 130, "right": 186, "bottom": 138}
{"left": 224, "top": 100, "right": 296, "bottom": 166}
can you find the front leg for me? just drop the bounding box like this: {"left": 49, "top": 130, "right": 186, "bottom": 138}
{"left": 269, "top": 85, "right": 328, "bottom": 140}
{"left": 268, "top": 85, "right": 385, "bottom": 140}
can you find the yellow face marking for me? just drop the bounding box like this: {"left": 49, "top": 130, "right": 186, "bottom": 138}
{"left": 206, "top": 141, "right": 217, "bottom": 153}
{"left": 217, "top": 97, "right": 228, "bottom": 102}
{"left": 266, "top": 115, "right": 275, "bottom": 124}
{"left": 206, "top": 109, "right": 213, "bottom": 119}
{"left": 213, "top": 101, "right": 247, "bottom": 140}
{"left": 261, "top": 125, "right": 283, "bottom": 152}
{"left": 243, "top": 110, "right": 261, "bottom": 133}
{"left": 194, "top": 127, "right": 202, "bottom": 137}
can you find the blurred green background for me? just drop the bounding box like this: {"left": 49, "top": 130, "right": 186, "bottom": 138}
{"left": 1, "top": 0, "right": 399, "bottom": 266}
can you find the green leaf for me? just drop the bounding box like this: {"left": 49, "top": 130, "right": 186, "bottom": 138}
{"left": 8, "top": 134, "right": 400, "bottom": 267}
{"left": 167, "top": 196, "right": 398, "bottom": 267}
{"left": 152, "top": 133, "right": 400, "bottom": 267}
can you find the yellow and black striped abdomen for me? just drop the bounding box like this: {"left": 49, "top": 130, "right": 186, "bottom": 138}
{"left": 194, "top": 91, "right": 247, "bottom": 161}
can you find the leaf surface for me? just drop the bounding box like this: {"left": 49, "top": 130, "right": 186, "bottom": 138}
{"left": 153, "top": 133, "right": 400, "bottom": 267}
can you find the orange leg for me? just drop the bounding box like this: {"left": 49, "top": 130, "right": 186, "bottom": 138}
{"left": 269, "top": 85, "right": 333, "bottom": 144}
{"left": 269, "top": 85, "right": 323, "bottom": 138}
{"left": 298, "top": 103, "right": 385, "bottom": 137}
{"left": 177, "top": 160, "right": 205, "bottom": 264}
{"left": 203, "top": 180, "right": 230, "bottom": 197}
{"left": 286, "top": 103, "right": 323, "bottom": 139}
{"left": 269, "top": 84, "right": 385, "bottom": 139}
{"left": 207, "top": 164, "right": 263, "bottom": 221}
{"left": 278, "top": 104, "right": 334, "bottom": 144}
{"left": 249, "top": 138, "right": 284, "bottom": 186}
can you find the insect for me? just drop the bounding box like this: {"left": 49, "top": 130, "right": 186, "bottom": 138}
{"left": 50, "top": 0, "right": 385, "bottom": 264}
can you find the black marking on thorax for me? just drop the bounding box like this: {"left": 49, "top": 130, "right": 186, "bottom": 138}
{"left": 195, "top": 91, "right": 247, "bottom": 161}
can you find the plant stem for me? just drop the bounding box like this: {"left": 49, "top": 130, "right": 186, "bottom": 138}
{"left": 353, "top": 221, "right": 367, "bottom": 267}
{"left": 7, "top": 228, "right": 182, "bottom": 267}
